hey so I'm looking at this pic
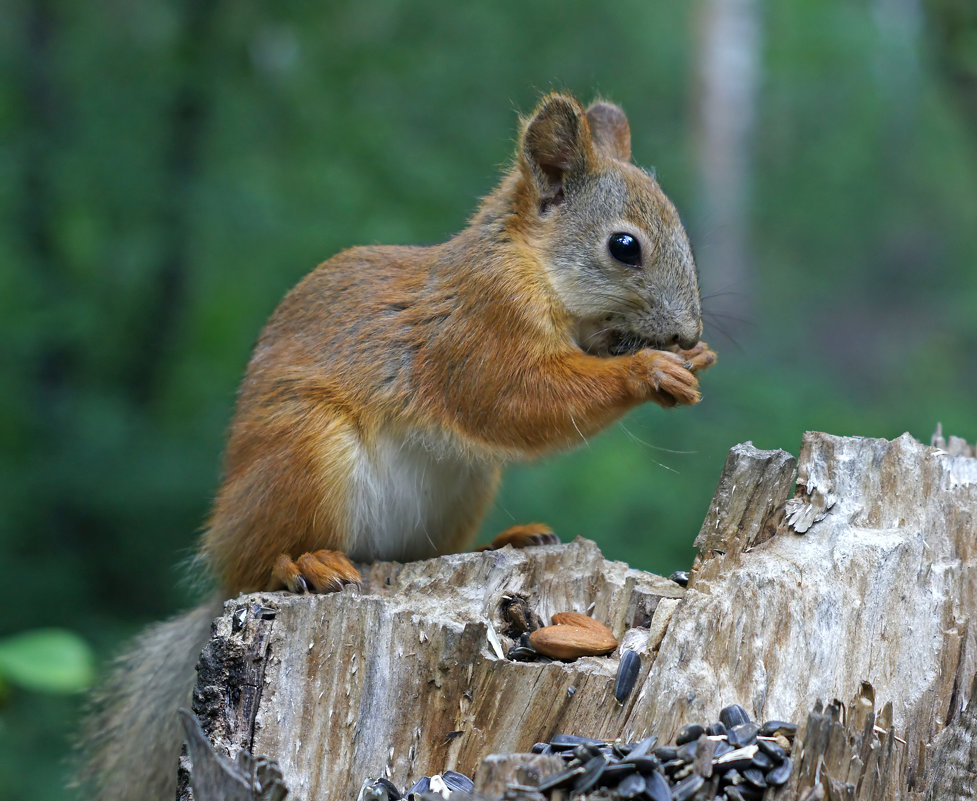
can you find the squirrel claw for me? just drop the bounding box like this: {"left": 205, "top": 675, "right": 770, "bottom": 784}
{"left": 478, "top": 523, "right": 560, "bottom": 551}
{"left": 272, "top": 550, "right": 362, "bottom": 594}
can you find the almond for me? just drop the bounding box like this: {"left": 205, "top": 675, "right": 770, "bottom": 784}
{"left": 551, "top": 611, "right": 615, "bottom": 638}
{"left": 529, "top": 623, "right": 618, "bottom": 660}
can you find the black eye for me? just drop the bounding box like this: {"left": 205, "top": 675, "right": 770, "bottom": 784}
{"left": 608, "top": 232, "right": 642, "bottom": 267}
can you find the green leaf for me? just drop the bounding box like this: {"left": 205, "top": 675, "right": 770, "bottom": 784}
{"left": 0, "top": 629, "right": 95, "bottom": 694}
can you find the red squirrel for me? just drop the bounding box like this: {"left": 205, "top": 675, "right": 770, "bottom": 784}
{"left": 81, "top": 93, "right": 714, "bottom": 801}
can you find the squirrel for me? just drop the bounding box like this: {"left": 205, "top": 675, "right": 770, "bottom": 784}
{"left": 79, "top": 93, "right": 715, "bottom": 801}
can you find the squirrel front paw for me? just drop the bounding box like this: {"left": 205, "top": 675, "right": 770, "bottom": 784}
{"left": 633, "top": 348, "right": 704, "bottom": 407}
{"left": 271, "top": 549, "right": 362, "bottom": 593}
{"left": 675, "top": 341, "right": 717, "bottom": 374}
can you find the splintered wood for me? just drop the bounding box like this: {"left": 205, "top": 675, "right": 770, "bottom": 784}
{"left": 181, "top": 432, "right": 977, "bottom": 801}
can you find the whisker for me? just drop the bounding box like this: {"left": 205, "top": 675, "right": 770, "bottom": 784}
{"left": 618, "top": 422, "right": 697, "bottom": 456}
{"left": 703, "top": 316, "right": 745, "bottom": 351}
{"left": 700, "top": 288, "right": 748, "bottom": 302}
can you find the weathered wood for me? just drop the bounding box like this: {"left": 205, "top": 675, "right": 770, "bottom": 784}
{"left": 179, "top": 432, "right": 977, "bottom": 800}
{"left": 178, "top": 709, "right": 288, "bottom": 801}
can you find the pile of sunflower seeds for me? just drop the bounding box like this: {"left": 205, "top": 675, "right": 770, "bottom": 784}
{"left": 357, "top": 705, "right": 795, "bottom": 801}
{"left": 529, "top": 705, "right": 795, "bottom": 801}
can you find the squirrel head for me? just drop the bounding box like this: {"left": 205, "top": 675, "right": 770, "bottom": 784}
{"left": 516, "top": 93, "right": 703, "bottom": 356}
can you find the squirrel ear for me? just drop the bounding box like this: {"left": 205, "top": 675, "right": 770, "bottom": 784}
{"left": 585, "top": 100, "right": 631, "bottom": 162}
{"left": 520, "top": 94, "right": 595, "bottom": 209}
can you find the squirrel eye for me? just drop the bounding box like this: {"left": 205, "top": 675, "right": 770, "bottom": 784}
{"left": 607, "top": 232, "right": 642, "bottom": 267}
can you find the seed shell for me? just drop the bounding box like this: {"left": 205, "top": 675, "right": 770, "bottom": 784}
{"left": 625, "top": 735, "right": 657, "bottom": 759}
{"left": 623, "top": 755, "right": 661, "bottom": 774}
{"left": 675, "top": 740, "right": 698, "bottom": 763}
{"left": 756, "top": 737, "right": 786, "bottom": 762}
{"left": 534, "top": 765, "right": 584, "bottom": 792}
{"left": 613, "top": 649, "right": 641, "bottom": 703}
{"left": 675, "top": 723, "right": 705, "bottom": 745}
{"left": 668, "top": 570, "right": 690, "bottom": 587}
{"left": 766, "top": 756, "right": 793, "bottom": 786}
{"left": 442, "top": 771, "right": 473, "bottom": 793}
{"left": 759, "top": 720, "right": 798, "bottom": 738}
{"left": 720, "top": 704, "right": 751, "bottom": 729}
{"left": 714, "top": 745, "right": 759, "bottom": 773}
{"left": 601, "top": 763, "right": 637, "bottom": 781}
{"left": 742, "top": 767, "right": 767, "bottom": 788}
{"left": 572, "top": 754, "right": 607, "bottom": 793}
{"left": 728, "top": 722, "right": 759, "bottom": 748}
{"left": 644, "top": 771, "right": 672, "bottom": 801}
{"left": 750, "top": 751, "right": 774, "bottom": 772}
{"left": 672, "top": 772, "right": 705, "bottom": 801}
{"left": 653, "top": 746, "right": 678, "bottom": 761}
{"left": 615, "top": 772, "right": 646, "bottom": 798}
{"left": 548, "top": 733, "right": 605, "bottom": 750}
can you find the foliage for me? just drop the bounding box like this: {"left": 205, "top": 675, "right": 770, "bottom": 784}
{"left": 1, "top": 1, "right": 976, "bottom": 799}
{"left": 0, "top": 629, "right": 94, "bottom": 695}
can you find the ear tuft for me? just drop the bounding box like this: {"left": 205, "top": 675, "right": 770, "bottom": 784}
{"left": 520, "top": 94, "right": 595, "bottom": 209}
{"left": 585, "top": 100, "right": 631, "bottom": 162}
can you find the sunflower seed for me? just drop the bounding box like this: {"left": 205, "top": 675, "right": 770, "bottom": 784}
{"left": 759, "top": 720, "right": 798, "bottom": 738}
{"left": 442, "top": 771, "right": 473, "bottom": 793}
{"left": 766, "top": 756, "right": 793, "bottom": 786}
{"left": 742, "top": 767, "right": 767, "bottom": 788}
{"left": 719, "top": 704, "right": 751, "bottom": 729}
{"left": 534, "top": 765, "right": 584, "bottom": 792}
{"left": 616, "top": 772, "right": 646, "bottom": 798}
{"left": 644, "top": 771, "right": 671, "bottom": 801}
{"left": 549, "top": 733, "right": 605, "bottom": 750}
{"left": 623, "top": 755, "right": 661, "bottom": 774}
{"left": 614, "top": 650, "right": 641, "bottom": 703}
{"left": 675, "top": 723, "right": 705, "bottom": 745}
{"left": 625, "top": 735, "right": 657, "bottom": 759}
{"left": 750, "top": 751, "right": 774, "bottom": 772}
{"left": 755, "top": 737, "right": 786, "bottom": 761}
{"left": 668, "top": 570, "right": 690, "bottom": 587}
{"left": 653, "top": 746, "right": 678, "bottom": 761}
{"left": 727, "top": 722, "right": 758, "bottom": 748}
{"left": 672, "top": 773, "right": 705, "bottom": 801}
{"left": 572, "top": 754, "right": 607, "bottom": 793}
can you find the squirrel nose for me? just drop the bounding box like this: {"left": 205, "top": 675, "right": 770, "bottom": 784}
{"left": 671, "top": 321, "right": 702, "bottom": 350}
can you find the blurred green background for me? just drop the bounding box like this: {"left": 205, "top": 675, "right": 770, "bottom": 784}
{"left": 2, "top": 0, "right": 976, "bottom": 797}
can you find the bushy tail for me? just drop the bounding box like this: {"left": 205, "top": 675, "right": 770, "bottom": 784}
{"left": 76, "top": 598, "right": 223, "bottom": 801}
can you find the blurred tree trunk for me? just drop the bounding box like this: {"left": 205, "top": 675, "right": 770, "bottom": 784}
{"left": 692, "top": 0, "right": 762, "bottom": 327}
{"left": 127, "top": 0, "right": 221, "bottom": 407}
{"left": 924, "top": 0, "right": 977, "bottom": 138}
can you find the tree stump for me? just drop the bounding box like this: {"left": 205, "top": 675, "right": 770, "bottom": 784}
{"left": 178, "top": 432, "right": 977, "bottom": 800}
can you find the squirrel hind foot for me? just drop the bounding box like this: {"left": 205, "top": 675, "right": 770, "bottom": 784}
{"left": 478, "top": 523, "right": 561, "bottom": 551}
{"left": 271, "top": 550, "right": 362, "bottom": 594}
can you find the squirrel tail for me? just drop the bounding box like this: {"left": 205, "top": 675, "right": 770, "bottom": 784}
{"left": 75, "top": 597, "right": 223, "bottom": 801}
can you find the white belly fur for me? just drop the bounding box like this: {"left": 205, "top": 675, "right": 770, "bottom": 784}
{"left": 347, "top": 429, "right": 496, "bottom": 562}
